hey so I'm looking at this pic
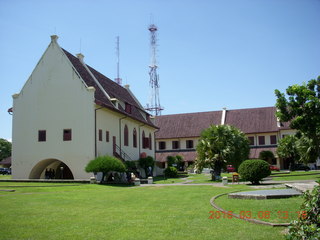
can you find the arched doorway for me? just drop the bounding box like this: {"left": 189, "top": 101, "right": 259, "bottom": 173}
{"left": 29, "top": 159, "right": 74, "bottom": 179}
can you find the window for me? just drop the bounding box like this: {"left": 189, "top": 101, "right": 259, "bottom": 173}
{"left": 172, "top": 141, "right": 180, "bottom": 149}
{"left": 124, "top": 125, "right": 129, "bottom": 146}
{"left": 159, "top": 141, "right": 166, "bottom": 150}
{"left": 38, "top": 130, "right": 46, "bottom": 142}
{"left": 99, "top": 129, "right": 102, "bottom": 141}
{"left": 142, "top": 131, "right": 149, "bottom": 149}
{"left": 106, "top": 131, "right": 109, "bottom": 142}
{"left": 133, "top": 128, "right": 137, "bottom": 148}
{"left": 125, "top": 103, "right": 132, "bottom": 114}
{"left": 186, "top": 140, "right": 194, "bottom": 149}
{"left": 270, "top": 135, "right": 277, "bottom": 145}
{"left": 149, "top": 133, "right": 152, "bottom": 150}
{"left": 248, "top": 136, "right": 254, "bottom": 146}
{"left": 258, "top": 136, "right": 265, "bottom": 145}
{"left": 63, "top": 129, "right": 72, "bottom": 141}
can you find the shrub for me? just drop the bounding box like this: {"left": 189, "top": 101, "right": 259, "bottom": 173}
{"left": 238, "top": 159, "right": 271, "bottom": 184}
{"left": 85, "top": 155, "right": 126, "bottom": 183}
{"left": 164, "top": 167, "right": 178, "bottom": 178}
{"left": 166, "top": 156, "right": 176, "bottom": 167}
{"left": 138, "top": 156, "right": 154, "bottom": 177}
{"left": 286, "top": 181, "right": 320, "bottom": 239}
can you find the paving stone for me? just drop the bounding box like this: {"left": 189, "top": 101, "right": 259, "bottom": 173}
{"left": 228, "top": 189, "right": 302, "bottom": 200}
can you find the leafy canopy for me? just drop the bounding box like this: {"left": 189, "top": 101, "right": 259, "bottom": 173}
{"left": 0, "top": 138, "right": 12, "bottom": 161}
{"left": 85, "top": 155, "right": 126, "bottom": 175}
{"left": 196, "top": 124, "right": 249, "bottom": 178}
{"left": 275, "top": 76, "right": 320, "bottom": 162}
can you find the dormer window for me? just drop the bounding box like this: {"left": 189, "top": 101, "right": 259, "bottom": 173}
{"left": 125, "top": 103, "right": 132, "bottom": 114}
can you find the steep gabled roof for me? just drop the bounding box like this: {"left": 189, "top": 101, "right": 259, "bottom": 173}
{"left": 62, "top": 49, "right": 156, "bottom": 128}
{"left": 155, "top": 111, "right": 222, "bottom": 139}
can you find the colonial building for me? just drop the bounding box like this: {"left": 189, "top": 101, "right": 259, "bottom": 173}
{"left": 11, "top": 35, "right": 157, "bottom": 179}
{"left": 155, "top": 107, "right": 296, "bottom": 170}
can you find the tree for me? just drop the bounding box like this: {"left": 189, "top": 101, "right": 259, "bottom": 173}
{"left": 138, "top": 156, "right": 154, "bottom": 177}
{"left": 259, "top": 150, "right": 275, "bottom": 164}
{"left": 176, "top": 155, "right": 184, "bottom": 170}
{"left": 275, "top": 76, "right": 320, "bottom": 163}
{"left": 85, "top": 155, "right": 126, "bottom": 183}
{"left": 277, "top": 135, "right": 300, "bottom": 170}
{"left": 196, "top": 125, "right": 249, "bottom": 180}
{"left": 166, "top": 156, "right": 176, "bottom": 167}
{"left": 238, "top": 159, "right": 271, "bottom": 185}
{"left": 0, "top": 138, "right": 12, "bottom": 161}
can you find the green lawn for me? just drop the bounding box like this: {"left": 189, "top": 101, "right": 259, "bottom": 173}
{"left": 271, "top": 171, "right": 320, "bottom": 181}
{"left": 0, "top": 182, "right": 293, "bottom": 240}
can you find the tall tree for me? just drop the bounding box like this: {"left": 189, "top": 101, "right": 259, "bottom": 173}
{"left": 195, "top": 125, "right": 249, "bottom": 180}
{"left": 277, "top": 135, "right": 300, "bottom": 169}
{"left": 275, "top": 76, "right": 320, "bottom": 163}
{"left": 0, "top": 138, "right": 12, "bottom": 161}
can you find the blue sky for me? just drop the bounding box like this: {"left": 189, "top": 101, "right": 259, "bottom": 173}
{"left": 1, "top": 0, "right": 319, "bottom": 141}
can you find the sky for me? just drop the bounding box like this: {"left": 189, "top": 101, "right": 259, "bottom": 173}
{"left": 1, "top": 0, "right": 319, "bottom": 141}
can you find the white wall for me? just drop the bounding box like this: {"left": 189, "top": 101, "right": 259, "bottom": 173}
{"left": 12, "top": 40, "right": 95, "bottom": 179}
{"left": 96, "top": 107, "right": 156, "bottom": 161}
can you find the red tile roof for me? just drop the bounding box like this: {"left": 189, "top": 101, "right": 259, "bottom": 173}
{"left": 155, "top": 111, "right": 221, "bottom": 139}
{"left": 62, "top": 49, "right": 156, "bottom": 128}
{"left": 155, "top": 107, "right": 291, "bottom": 139}
{"left": 156, "top": 151, "right": 197, "bottom": 162}
{"left": 225, "top": 107, "right": 280, "bottom": 133}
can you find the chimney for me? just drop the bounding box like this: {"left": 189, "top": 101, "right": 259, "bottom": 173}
{"left": 76, "top": 53, "right": 84, "bottom": 63}
{"left": 124, "top": 84, "right": 130, "bottom": 89}
{"left": 221, "top": 107, "right": 227, "bottom": 125}
{"left": 50, "top": 35, "right": 59, "bottom": 43}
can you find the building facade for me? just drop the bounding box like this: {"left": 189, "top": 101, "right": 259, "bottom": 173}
{"left": 155, "top": 107, "right": 296, "bottom": 170}
{"left": 11, "top": 35, "right": 157, "bottom": 180}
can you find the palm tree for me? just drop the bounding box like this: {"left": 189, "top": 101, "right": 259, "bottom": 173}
{"left": 196, "top": 125, "right": 249, "bottom": 180}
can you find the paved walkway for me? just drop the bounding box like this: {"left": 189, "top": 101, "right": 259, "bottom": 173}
{"left": 141, "top": 179, "right": 318, "bottom": 192}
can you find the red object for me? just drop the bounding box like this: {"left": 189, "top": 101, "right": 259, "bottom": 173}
{"left": 227, "top": 165, "right": 235, "bottom": 173}
{"left": 140, "top": 152, "right": 147, "bottom": 158}
{"left": 270, "top": 165, "right": 280, "bottom": 171}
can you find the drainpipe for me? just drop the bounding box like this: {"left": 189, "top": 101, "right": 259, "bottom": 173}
{"left": 94, "top": 107, "right": 103, "bottom": 158}
{"left": 119, "top": 116, "right": 127, "bottom": 157}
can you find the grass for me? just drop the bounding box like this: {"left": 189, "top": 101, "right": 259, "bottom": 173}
{"left": 271, "top": 171, "right": 320, "bottom": 181}
{"left": 0, "top": 174, "right": 12, "bottom": 180}
{"left": 215, "top": 194, "right": 303, "bottom": 223}
{"left": 0, "top": 182, "right": 292, "bottom": 240}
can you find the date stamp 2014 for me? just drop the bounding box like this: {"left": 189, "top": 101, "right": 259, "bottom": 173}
{"left": 208, "top": 210, "right": 307, "bottom": 220}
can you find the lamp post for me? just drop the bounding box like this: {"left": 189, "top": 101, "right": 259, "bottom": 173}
{"left": 60, "top": 166, "right": 64, "bottom": 179}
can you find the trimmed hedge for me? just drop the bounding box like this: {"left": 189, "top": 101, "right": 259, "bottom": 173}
{"left": 238, "top": 159, "right": 271, "bottom": 184}
{"left": 164, "top": 167, "right": 178, "bottom": 178}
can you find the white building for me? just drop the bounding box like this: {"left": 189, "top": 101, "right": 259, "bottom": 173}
{"left": 11, "top": 35, "right": 157, "bottom": 180}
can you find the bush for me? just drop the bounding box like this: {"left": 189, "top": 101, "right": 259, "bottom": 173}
{"left": 85, "top": 155, "right": 126, "bottom": 183}
{"left": 164, "top": 167, "right": 178, "bottom": 178}
{"left": 166, "top": 156, "right": 176, "bottom": 167}
{"left": 286, "top": 181, "right": 320, "bottom": 239}
{"left": 238, "top": 159, "right": 271, "bottom": 184}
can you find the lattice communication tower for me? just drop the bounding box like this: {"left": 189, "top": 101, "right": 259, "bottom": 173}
{"left": 145, "top": 24, "right": 164, "bottom": 116}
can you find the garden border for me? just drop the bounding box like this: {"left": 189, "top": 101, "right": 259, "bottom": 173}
{"left": 210, "top": 191, "right": 290, "bottom": 227}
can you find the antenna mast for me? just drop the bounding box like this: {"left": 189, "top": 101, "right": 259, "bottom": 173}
{"left": 114, "top": 36, "right": 122, "bottom": 85}
{"left": 145, "top": 24, "right": 164, "bottom": 116}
